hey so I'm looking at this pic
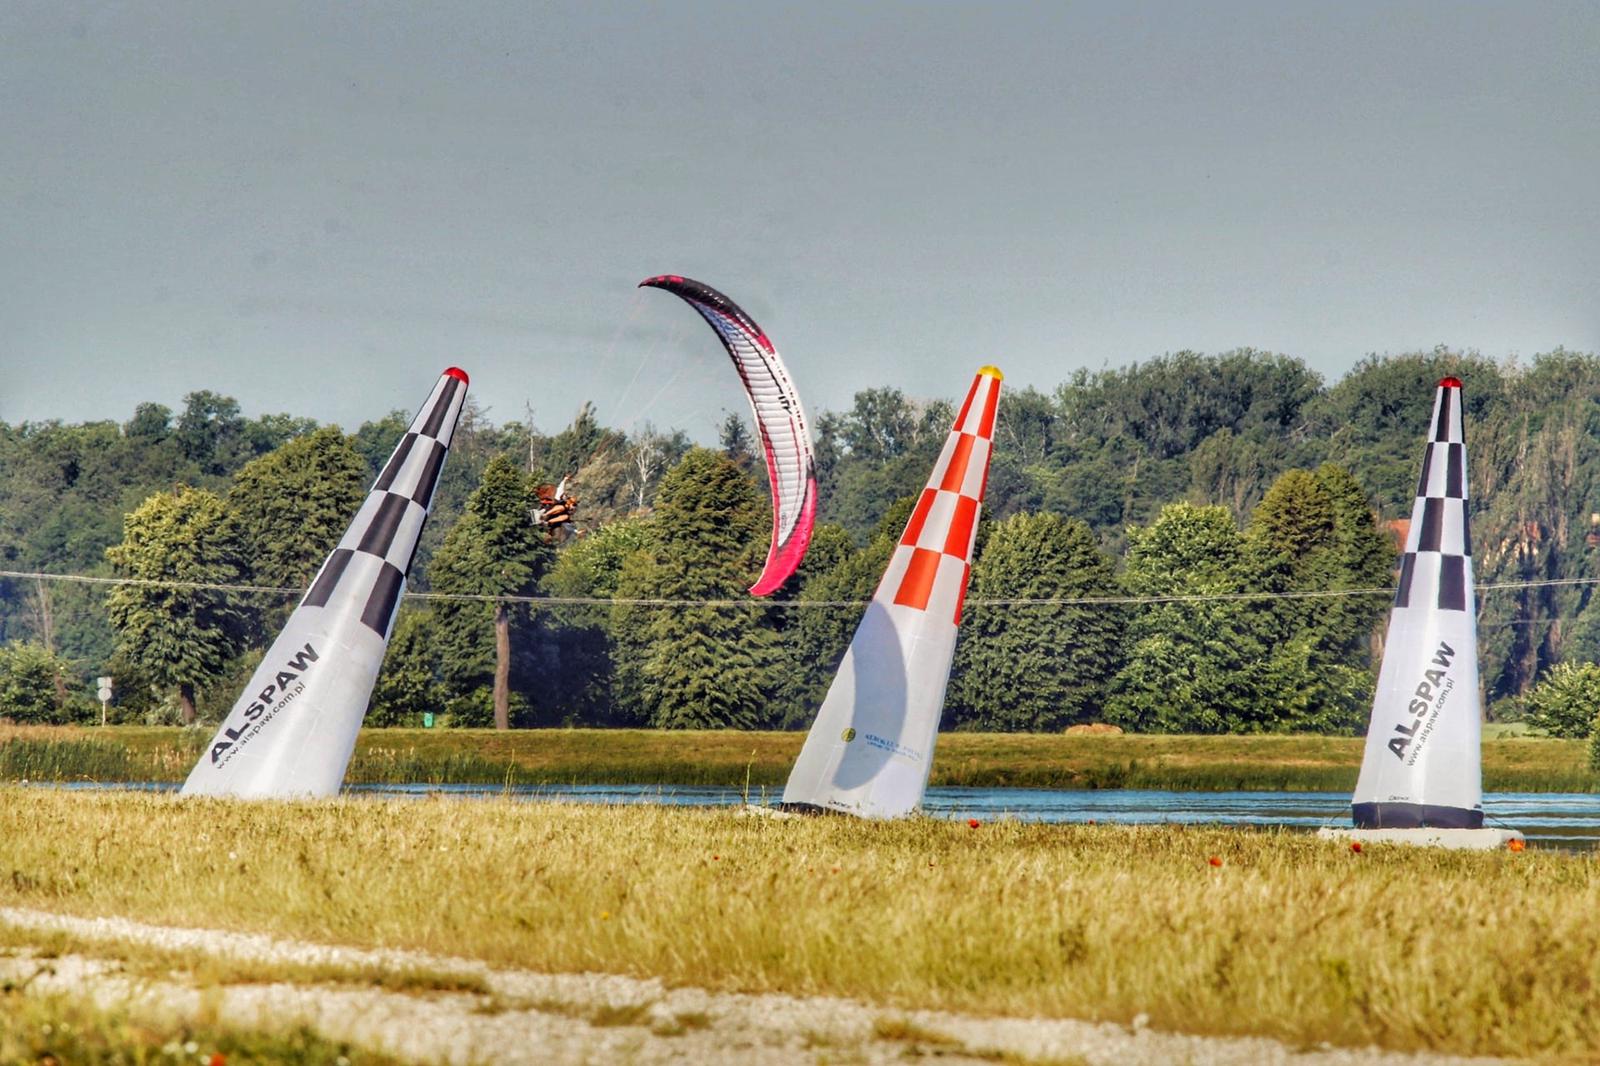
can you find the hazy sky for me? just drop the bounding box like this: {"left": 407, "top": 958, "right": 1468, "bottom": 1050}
{"left": 3, "top": 2, "right": 1597, "bottom": 437}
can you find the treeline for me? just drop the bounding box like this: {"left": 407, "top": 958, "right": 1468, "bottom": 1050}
{"left": 3, "top": 346, "right": 1600, "bottom": 731}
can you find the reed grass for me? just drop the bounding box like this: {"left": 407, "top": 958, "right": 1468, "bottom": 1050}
{"left": 1, "top": 725, "right": 1594, "bottom": 793}
{"left": 1, "top": 789, "right": 1595, "bottom": 1058}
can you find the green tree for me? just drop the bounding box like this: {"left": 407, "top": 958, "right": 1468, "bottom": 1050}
{"left": 1105, "top": 503, "right": 1271, "bottom": 733}
{"left": 1056, "top": 349, "right": 1322, "bottom": 462}
{"left": 20, "top": 347, "right": 1600, "bottom": 725}
{"left": 1186, "top": 427, "right": 1283, "bottom": 520}
{"left": 0, "top": 413, "right": 204, "bottom": 671}
{"left": 815, "top": 389, "right": 956, "bottom": 540}
{"left": 719, "top": 412, "right": 754, "bottom": 468}
{"left": 406, "top": 398, "right": 526, "bottom": 588}
{"left": 950, "top": 513, "right": 1123, "bottom": 731}
{"left": 540, "top": 516, "right": 656, "bottom": 725}
{"left": 351, "top": 410, "right": 411, "bottom": 481}
{"left": 104, "top": 487, "right": 247, "bottom": 724}
{"left": 1241, "top": 466, "right": 1394, "bottom": 732}
{"left": 0, "top": 641, "right": 76, "bottom": 723}
{"left": 783, "top": 500, "right": 919, "bottom": 727}
{"left": 368, "top": 611, "right": 445, "bottom": 726}
{"left": 173, "top": 390, "right": 315, "bottom": 477}
{"left": 228, "top": 427, "right": 368, "bottom": 589}
{"left": 766, "top": 522, "right": 858, "bottom": 725}
{"left": 1466, "top": 353, "right": 1600, "bottom": 704}
{"left": 124, "top": 402, "right": 174, "bottom": 442}
{"left": 429, "top": 455, "right": 553, "bottom": 729}
{"left": 1307, "top": 348, "right": 1504, "bottom": 514}
{"left": 175, "top": 390, "right": 246, "bottom": 474}
{"left": 1525, "top": 661, "right": 1600, "bottom": 739}
{"left": 611, "top": 448, "right": 784, "bottom": 729}
{"left": 1310, "top": 463, "right": 1399, "bottom": 653}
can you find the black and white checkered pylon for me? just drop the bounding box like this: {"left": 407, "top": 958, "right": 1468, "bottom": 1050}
{"left": 301, "top": 369, "right": 467, "bottom": 637}
{"left": 1393, "top": 378, "right": 1472, "bottom": 615}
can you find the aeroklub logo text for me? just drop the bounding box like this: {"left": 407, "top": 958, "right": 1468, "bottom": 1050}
{"left": 1388, "top": 640, "right": 1456, "bottom": 763}
{"left": 210, "top": 643, "right": 320, "bottom": 766}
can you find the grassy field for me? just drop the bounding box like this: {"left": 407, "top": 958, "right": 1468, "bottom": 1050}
{"left": 2, "top": 789, "right": 1597, "bottom": 1059}
{"left": 0, "top": 723, "right": 1594, "bottom": 792}
{"left": 0, "top": 990, "right": 393, "bottom": 1065}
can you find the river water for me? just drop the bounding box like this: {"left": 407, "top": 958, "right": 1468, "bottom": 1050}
{"left": 50, "top": 782, "right": 1600, "bottom": 849}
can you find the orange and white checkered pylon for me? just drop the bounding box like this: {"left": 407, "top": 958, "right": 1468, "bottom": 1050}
{"left": 781, "top": 366, "right": 1002, "bottom": 818}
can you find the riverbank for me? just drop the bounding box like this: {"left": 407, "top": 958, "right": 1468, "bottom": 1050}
{"left": 0, "top": 790, "right": 1587, "bottom": 1059}
{"left": 0, "top": 724, "right": 1592, "bottom": 792}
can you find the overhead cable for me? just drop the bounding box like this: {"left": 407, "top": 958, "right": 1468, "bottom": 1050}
{"left": 5, "top": 568, "right": 1600, "bottom": 610}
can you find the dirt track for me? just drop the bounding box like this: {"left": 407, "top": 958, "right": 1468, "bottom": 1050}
{"left": 0, "top": 907, "right": 1503, "bottom": 1066}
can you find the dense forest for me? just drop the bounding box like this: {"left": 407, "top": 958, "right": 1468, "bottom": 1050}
{"left": 4, "top": 345, "right": 1600, "bottom": 733}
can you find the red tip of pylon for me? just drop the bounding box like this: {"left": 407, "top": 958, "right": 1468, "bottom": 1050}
{"left": 1438, "top": 377, "right": 1462, "bottom": 389}
{"left": 444, "top": 367, "right": 469, "bottom": 384}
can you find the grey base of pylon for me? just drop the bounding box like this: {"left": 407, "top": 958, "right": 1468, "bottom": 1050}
{"left": 1317, "top": 826, "right": 1524, "bottom": 851}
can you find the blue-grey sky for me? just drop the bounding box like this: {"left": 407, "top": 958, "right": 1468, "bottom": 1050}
{"left": 3, "top": 2, "right": 1597, "bottom": 437}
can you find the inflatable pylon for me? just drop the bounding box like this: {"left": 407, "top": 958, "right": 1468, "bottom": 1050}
{"left": 182, "top": 368, "right": 469, "bottom": 798}
{"left": 1320, "top": 377, "right": 1523, "bottom": 850}
{"left": 781, "top": 366, "right": 1002, "bottom": 818}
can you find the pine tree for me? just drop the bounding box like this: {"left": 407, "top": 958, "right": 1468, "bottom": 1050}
{"left": 429, "top": 455, "right": 553, "bottom": 728}
{"left": 105, "top": 487, "right": 247, "bottom": 724}
{"left": 611, "top": 448, "right": 785, "bottom": 729}
{"left": 719, "top": 412, "right": 754, "bottom": 468}
{"left": 950, "top": 513, "right": 1122, "bottom": 731}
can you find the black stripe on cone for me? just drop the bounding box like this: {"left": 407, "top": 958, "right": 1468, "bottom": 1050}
{"left": 1353, "top": 801, "right": 1483, "bottom": 829}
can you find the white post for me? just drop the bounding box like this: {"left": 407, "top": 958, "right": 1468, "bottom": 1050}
{"left": 96, "top": 676, "right": 113, "bottom": 726}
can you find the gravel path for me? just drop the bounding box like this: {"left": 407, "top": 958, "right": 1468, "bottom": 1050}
{"left": 0, "top": 906, "right": 1504, "bottom": 1066}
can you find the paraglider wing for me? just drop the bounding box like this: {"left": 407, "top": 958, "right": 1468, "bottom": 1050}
{"left": 640, "top": 275, "right": 818, "bottom": 595}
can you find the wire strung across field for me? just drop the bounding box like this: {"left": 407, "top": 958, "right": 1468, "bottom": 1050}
{"left": 5, "top": 568, "right": 1600, "bottom": 610}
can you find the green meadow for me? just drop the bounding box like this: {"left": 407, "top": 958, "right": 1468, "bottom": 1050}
{"left": 0, "top": 724, "right": 1593, "bottom": 792}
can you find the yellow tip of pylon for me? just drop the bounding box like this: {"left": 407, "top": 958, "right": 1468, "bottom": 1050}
{"left": 978, "top": 365, "right": 1004, "bottom": 381}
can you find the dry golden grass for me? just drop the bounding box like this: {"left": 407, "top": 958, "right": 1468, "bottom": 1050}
{"left": 0, "top": 988, "right": 392, "bottom": 1065}
{"left": 0, "top": 923, "right": 492, "bottom": 996}
{"left": 0, "top": 789, "right": 1595, "bottom": 1058}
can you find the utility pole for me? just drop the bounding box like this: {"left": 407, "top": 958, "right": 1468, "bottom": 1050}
{"left": 524, "top": 401, "right": 538, "bottom": 474}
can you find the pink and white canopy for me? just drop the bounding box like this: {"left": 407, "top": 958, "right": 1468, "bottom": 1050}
{"left": 641, "top": 275, "right": 818, "bottom": 596}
